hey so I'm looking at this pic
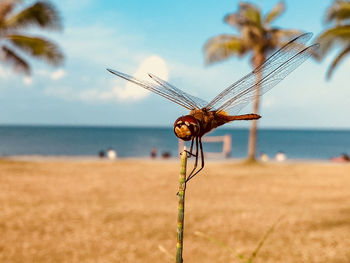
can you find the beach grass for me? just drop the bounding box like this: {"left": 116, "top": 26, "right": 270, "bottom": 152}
{"left": 0, "top": 158, "right": 350, "bottom": 262}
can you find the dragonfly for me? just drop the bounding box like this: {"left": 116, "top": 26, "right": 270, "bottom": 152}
{"left": 107, "top": 32, "right": 319, "bottom": 183}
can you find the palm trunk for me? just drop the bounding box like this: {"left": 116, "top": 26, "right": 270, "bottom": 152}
{"left": 247, "top": 54, "right": 265, "bottom": 161}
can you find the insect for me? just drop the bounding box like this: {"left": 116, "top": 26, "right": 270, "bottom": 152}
{"left": 107, "top": 32, "right": 319, "bottom": 183}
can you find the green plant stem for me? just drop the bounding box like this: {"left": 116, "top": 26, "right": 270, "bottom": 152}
{"left": 176, "top": 147, "right": 187, "bottom": 263}
{"left": 247, "top": 215, "right": 284, "bottom": 263}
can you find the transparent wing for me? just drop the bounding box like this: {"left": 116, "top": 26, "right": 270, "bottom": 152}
{"left": 205, "top": 32, "right": 319, "bottom": 114}
{"left": 148, "top": 73, "right": 209, "bottom": 109}
{"left": 107, "top": 69, "right": 206, "bottom": 110}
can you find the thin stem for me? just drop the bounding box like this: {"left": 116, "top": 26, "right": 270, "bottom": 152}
{"left": 247, "top": 215, "right": 284, "bottom": 263}
{"left": 176, "top": 146, "right": 187, "bottom": 263}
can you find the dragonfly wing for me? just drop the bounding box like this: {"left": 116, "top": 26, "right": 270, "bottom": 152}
{"left": 148, "top": 73, "right": 208, "bottom": 109}
{"left": 205, "top": 32, "right": 319, "bottom": 115}
{"left": 107, "top": 69, "right": 201, "bottom": 110}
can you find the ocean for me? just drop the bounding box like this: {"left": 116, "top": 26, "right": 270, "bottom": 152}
{"left": 0, "top": 125, "right": 349, "bottom": 160}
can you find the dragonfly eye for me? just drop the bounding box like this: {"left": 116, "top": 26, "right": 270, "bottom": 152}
{"left": 173, "top": 115, "right": 200, "bottom": 141}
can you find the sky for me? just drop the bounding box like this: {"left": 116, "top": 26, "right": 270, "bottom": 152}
{"left": 0, "top": 0, "right": 349, "bottom": 129}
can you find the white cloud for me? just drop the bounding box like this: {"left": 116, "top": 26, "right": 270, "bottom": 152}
{"left": 43, "top": 85, "right": 73, "bottom": 100}
{"left": 31, "top": 68, "right": 65, "bottom": 80}
{"left": 44, "top": 55, "right": 169, "bottom": 103}
{"left": 112, "top": 55, "right": 168, "bottom": 101}
{"left": 51, "top": 69, "right": 65, "bottom": 80}
{"left": 0, "top": 67, "right": 10, "bottom": 79}
{"left": 36, "top": 69, "right": 50, "bottom": 76}
{"left": 23, "top": 76, "right": 33, "bottom": 86}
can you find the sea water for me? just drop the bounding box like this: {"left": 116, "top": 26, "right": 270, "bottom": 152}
{"left": 0, "top": 125, "right": 349, "bottom": 160}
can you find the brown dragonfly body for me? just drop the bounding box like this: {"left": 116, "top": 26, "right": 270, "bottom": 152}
{"left": 107, "top": 32, "right": 319, "bottom": 183}
{"left": 174, "top": 110, "right": 260, "bottom": 141}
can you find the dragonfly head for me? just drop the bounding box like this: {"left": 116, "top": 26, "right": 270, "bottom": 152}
{"left": 173, "top": 115, "right": 200, "bottom": 141}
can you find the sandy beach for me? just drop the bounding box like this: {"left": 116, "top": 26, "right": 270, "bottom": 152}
{"left": 1, "top": 158, "right": 350, "bottom": 263}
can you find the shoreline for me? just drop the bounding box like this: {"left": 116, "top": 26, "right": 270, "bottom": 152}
{"left": 0, "top": 154, "right": 345, "bottom": 164}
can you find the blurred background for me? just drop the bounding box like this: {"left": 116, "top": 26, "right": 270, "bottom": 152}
{"left": 1, "top": 0, "right": 349, "bottom": 160}
{"left": 1, "top": 1, "right": 350, "bottom": 263}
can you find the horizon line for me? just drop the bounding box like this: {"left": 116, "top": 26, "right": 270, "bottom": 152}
{"left": 0, "top": 123, "right": 350, "bottom": 131}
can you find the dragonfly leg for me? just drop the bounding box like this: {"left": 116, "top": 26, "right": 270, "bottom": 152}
{"left": 183, "top": 137, "right": 196, "bottom": 158}
{"left": 176, "top": 137, "right": 199, "bottom": 195}
{"left": 186, "top": 137, "right": 199, "bottom": 179}
{"left": 185, "top": 137, "right": 204, "bottom": 183}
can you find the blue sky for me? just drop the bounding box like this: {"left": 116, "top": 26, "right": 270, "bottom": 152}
{"left": 1, "top": 0, "right": 349, "bottom": 129}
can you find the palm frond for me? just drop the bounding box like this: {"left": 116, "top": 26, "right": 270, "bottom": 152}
{"left": 264, "top": 1, "right": 285, "bottom": 24}
{"left": 6, "top": 34, "right": 63, "bottom": 65}
{"left": 203, "top": 35, "right": 246, "bottom": 64}
{"left": 326, "top": 45, "right": 350, "bottom": 78}
{"left": 4, "top": 1, "right": 62, "bottom": 30}
{"left": 239, "top": 2, "right": 262, "bottom": 27}
{"left": 224, "top": 13, "right": 248, "bottom": 28}
{"left": 268, "top": 29, "right": 303, "bottom": 47}
{"left": 225, "top": 2, "right": 262, "bottom": 28}
{"left": 325, "top": 0, "right": 350, "bottom": 24}
{"left": 270, "top": 28, "right": 303, "bottom": 38}
{"left": 315, "top": 25, "right": 350, "bottom": 59}
{"left": 1, "top": 45, "right": 30, "bottom": 74}
{"left": 0, "top": 0, "right": 19, "bottom": 22}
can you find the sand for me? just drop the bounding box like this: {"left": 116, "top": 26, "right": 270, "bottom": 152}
{"left": 1, "top": 158, "right": 350, "bottom": 263}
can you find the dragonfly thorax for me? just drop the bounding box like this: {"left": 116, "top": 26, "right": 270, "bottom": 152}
{"left": 173, "top": 115, "right": 200, "bottom": 141}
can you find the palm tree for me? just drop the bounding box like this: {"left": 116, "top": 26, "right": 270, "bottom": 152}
{"left": 0, "top": 0, "right": 63, "bottom": 75}
{"left": 203, "top": 1, "right": 303, "bottom": 161}
{"left": 315, "top": 0, "right": 350, "bottom": 79}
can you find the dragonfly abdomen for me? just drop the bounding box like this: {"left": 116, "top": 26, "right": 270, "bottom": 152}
{"left": 222, "top": 113, "right": 261, "bottom": 121}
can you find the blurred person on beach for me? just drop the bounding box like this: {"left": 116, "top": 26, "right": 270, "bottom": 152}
{"left": 98, "top": 150, "right": 105, "bottom": 158}
{"left": 161, "top": 151, "right": 171, "bottom": 159}
{"left": 331, "top": 153, "right": 350, "bottom": 163}
{"left": 275, "top": 151, "right": 287, "bottom": 162}
{"left": 150, "top": 148, "right": 157, "bottom": 158}
{"left": 107, "top": 148, "right": 117, "bottom": 160}
{"left": 260, "top": 152, "right": 269, "bottom": 162}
